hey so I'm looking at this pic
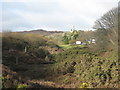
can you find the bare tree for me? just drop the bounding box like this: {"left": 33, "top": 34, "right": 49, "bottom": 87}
{"left": 93, "top": 7, "right": 118, "bottom": 30}
{"left": 93, "top": 7, "right": 118, "bottom": 50}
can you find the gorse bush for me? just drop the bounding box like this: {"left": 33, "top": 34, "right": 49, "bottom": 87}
{"left": 2, "top": 32, "right": 58, "bottom": 52}
{"left": 31, "top": 48, "right": 50, "bottom": 59}
{"left": 2, "top": 36, "right": 27, "bottom": 51}
{"left": 17, "top": 84, "right": 27, "bottom": 89}
{"left": 2, "top": 32, "right": 56, "bottom": 68}
{"left": 54, "top": 46, "right": 92, "bottom": 62}
{"left": 53, "top": 45, "right": 118, "bottom": 88}
{"left": 46, "top": 41, "right": 59, "bottom": 48}
{"left": 81, "top": 83, "right": 88, "bottom": 88}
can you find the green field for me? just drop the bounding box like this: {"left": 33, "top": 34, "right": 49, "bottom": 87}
{"left": 59, "top": 44, "right": 85, "bottom": 50}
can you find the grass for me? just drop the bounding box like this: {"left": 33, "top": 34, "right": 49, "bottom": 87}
{"left": 59, "top": 44, "right": 84, "bottom": 50}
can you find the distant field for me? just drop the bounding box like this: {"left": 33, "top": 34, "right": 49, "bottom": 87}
{"left": 59, "top": 44, "right": 84, "bottom": 50}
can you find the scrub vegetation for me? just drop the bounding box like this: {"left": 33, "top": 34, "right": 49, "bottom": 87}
{"left": 1, "top": 7, "right": 119, "bottom": 89}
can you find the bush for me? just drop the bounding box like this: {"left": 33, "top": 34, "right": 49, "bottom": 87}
{"left": 81, "top": 83, "right": 88, "bottom": 88}
{"left": 17, "top": 84, "right": 27, "bottom": 89}
{"left": 29, "top": 48, "right": 48, "bottom": 59}
{"left": 2, "top": 36, "right": 27, "bottom": 51}
{"left": 46, "top": 41, "right": 59, "bottom": 48}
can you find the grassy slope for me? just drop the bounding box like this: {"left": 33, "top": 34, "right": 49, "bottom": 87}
{"left": 59, "top": 45, "right": 85, "bottom": 50}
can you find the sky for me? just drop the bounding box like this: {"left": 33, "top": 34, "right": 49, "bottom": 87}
{"left": 1, "top": 0, "right": 119, "bottom": 31}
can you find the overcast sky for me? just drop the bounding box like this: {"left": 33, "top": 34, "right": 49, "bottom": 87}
{"left": 1, "top": 0, "right": 119, "bottom": 31}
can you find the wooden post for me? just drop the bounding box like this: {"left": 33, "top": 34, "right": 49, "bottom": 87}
{"left": 25, "top": 47, "right": 27, "bottom": 52}
{"left": 16, "top": 57, "right": 18, "bottom": 65}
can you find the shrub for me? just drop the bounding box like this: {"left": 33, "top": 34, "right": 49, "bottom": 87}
{"left": 46, "top": 41, "right": 59, "bottom": 48}
{"left": 32, "top": 48, "right": 49, "bottom": 59}
{"left": 17, "top": 84, "right": 27, "bottom": 89}
{"left": 2, "top": 36, "right": 27, "bottom": 51}
{"left": 81, "top": 83, "right": 88, "bottom": 88}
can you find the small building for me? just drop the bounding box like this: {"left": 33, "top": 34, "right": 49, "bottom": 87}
{"left": 87, "top": 40, "right": 91, "bottom": 44}
{"left": 76, "top": 41, "right": 82, "bottom": 45}
{"left": 87, "top": 38, "right": 96, "bottom": 44}
{"left": 81, "top": 43, "right": 87, "bottom": 45}
{"left": 91, "top": 39, "right": 95, "bottom": 43}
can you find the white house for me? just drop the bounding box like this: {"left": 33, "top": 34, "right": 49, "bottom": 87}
{"left": 87, "top": 38, "right": 96, "bottom": 44}
{"left": 92, "top": 39, "right": 95, "bottom": 43}
{"left": 76, "top": 41, "right": 82, "bottom": 45}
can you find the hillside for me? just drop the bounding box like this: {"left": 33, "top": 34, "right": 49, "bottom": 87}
{"left": 18, "top": 29, "right": 64, "bottom": 36}
{"left": 52, "top": 46, "right": 119, "bottom": 88}
{"left": 2, "top": 31, "right": 119, "bottom": 89}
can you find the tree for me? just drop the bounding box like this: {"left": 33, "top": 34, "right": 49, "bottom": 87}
{"left": 63, "top": 33, "right": 69, "bottom": 44}
{"left": 93, "top": 7, "right": 118, "bottom": 51}
{"left": 71, "top": 30, "right": 79, "bottom": 40}
{"left": 93, "top": 7, "right": 118, "bottom": 30}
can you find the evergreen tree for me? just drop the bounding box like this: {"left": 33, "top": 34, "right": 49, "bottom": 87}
{"left": 63, "top": 33, "right": 69, "bottom": 44}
